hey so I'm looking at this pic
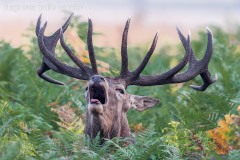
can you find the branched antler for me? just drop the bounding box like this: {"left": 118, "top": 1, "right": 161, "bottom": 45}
{"left": 36, "top": 13, "right": 97, "bottom": 85}
{"left": 117, "top": 19, "right": 217, "bottom": 91}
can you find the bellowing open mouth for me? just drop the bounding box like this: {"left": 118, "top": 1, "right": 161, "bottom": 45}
{"left": 90, "top": 84, "right": 106, "bottom": 104}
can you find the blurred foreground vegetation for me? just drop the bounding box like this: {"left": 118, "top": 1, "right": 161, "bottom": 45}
{"left": 1, "top": 16, "right": 240, "bottom": 159}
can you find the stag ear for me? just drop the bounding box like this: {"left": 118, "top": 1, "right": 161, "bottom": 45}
{"left": 128, "top": 94, "right": 159, "bottom": 111}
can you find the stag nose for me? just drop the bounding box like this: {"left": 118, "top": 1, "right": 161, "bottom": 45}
{"left": 91, "top": 75, "right": 105, "bottom": 84}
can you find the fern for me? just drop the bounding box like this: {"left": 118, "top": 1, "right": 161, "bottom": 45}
{"left": 228, "top": 150, "right": 240, "bottom": 160}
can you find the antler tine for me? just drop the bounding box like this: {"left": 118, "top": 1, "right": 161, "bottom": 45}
{"left": 189, "top": 28, "right": 218, "bottom": 91}
{"left": 201, "top": 27, "right": 213, "bottom": 64}
{"left": 87, "top": 17, "right": 98, "bottom": 75}
{"left": 176, "top": 27, "right": 189, "bottom": 51}
{"left": 59, "top": 28, "right": 92, "bottom": 76}
{"left": 119, "top": 18, "right": 131, "bottom": 78}
{"left": 162, "top": 28, "right": 191, "bottom": 77}
{"left": 189, "top": 71, "right": 218, "bottom": 91}
{"left": 129, "top": 31, "right": 159, "bottom": 80}
{"left": 36, "top": 13, "right": 42, "bottom": 37}
{"left": 37, "top": 63, "right": 64, "bottom": 85}
{"left": 176, "top": 27, "right": 198, "bottom": 65}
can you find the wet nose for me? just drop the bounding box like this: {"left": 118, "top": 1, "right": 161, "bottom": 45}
{"left": 91, "top": 75, "right": 104, "bottom": 84}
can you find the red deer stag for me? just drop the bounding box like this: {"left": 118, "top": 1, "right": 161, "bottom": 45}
{"left": 36, "top": 14, "right": 217, "bottom": 140}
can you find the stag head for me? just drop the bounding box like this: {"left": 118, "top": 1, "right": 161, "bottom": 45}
{"left": 36, "top": 14, "right": 217, "bottom": 140}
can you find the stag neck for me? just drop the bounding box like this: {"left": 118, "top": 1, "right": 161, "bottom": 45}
{"left": 120, "top": 112, "right": 131, "bottom": 138}
{"left": 85, "top": 105, "right": 131, "bottom": 140}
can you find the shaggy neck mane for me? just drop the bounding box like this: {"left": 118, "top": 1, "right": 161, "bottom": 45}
{"left": 85, "top": 109, "right": 131, "bottom": 140}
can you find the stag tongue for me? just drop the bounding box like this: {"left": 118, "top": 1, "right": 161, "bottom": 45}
{"left": 91, "top": 99, "right": 100, "bottom": 104}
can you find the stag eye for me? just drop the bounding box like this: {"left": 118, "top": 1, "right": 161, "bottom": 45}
{"left": 85, "top": 87, "right": 88, "bottom": 91}
{"left": 115, "top": 88, "right": 125, "bottom": 94}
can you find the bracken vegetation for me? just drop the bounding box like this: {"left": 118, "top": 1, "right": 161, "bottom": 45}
{"left": 0, "top": 15, "right": 240, "bottom": 159}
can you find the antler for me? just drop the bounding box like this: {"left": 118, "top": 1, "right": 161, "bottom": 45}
{"left": 36, "top": 13, "right": 98, "bottom": 85}
{"left": 118, "top": 19, "right": 217, "bottom": 91}
{"left": 36, "top": 13, "right": 217, "bottom": 91}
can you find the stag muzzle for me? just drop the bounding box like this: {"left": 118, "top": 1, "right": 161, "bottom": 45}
{"left": 91, "top": 75, "right": 105, "bottom": 84}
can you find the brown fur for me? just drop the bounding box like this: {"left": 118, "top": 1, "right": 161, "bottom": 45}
{"left": 84, "top": 76, "right": 159, "bottom": 140}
